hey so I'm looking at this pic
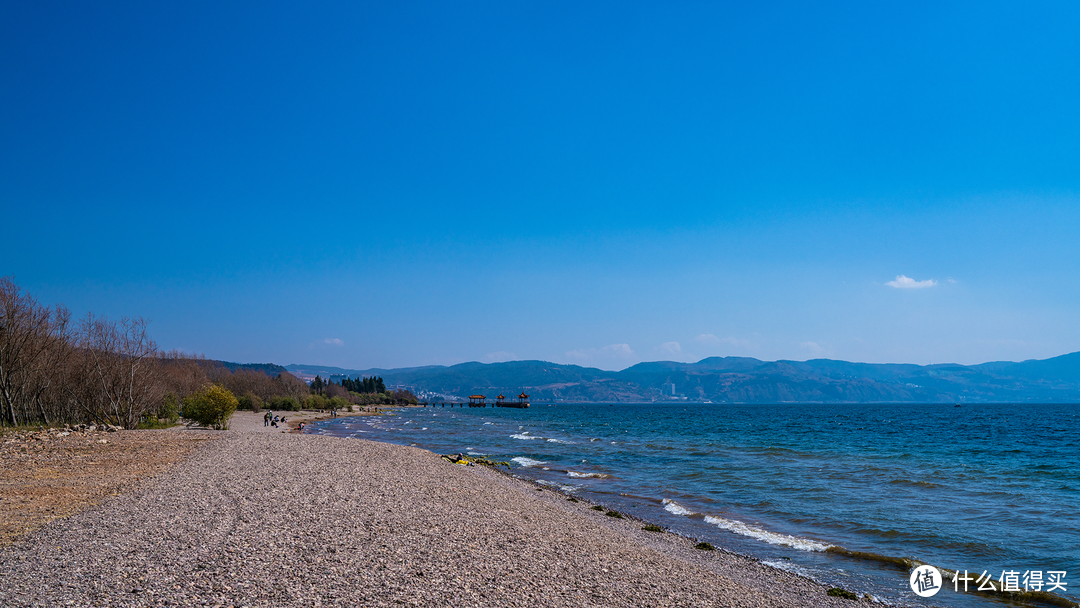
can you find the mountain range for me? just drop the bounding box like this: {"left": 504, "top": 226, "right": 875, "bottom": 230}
{"left": 281, "top": 351, "right": 1080, "bottom": 403}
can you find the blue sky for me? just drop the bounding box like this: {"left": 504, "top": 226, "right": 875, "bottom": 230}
{"left": 2, "top": 1, "right": 1079, "bottom": 370}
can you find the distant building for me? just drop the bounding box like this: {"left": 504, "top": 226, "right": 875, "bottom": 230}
{"left": 661, "top": 382, "right": 676, "bottom": 397}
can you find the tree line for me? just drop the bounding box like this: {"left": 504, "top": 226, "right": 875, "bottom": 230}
{"left": 0, "top": 277, "right": 413, "bottom": 429}
{"left": 338, "top": 375, "right": 385, "bottom": 395}
{"left": 309, "top": 374, "right": 415, "bottom": 407}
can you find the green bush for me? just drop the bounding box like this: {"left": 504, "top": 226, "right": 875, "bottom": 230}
{"left": 267, "top": 395, "right": 300, "bottom": 411}
{"left": 159, "top": 393, "right": 180, "bottom": 424}
{"left": 237, "top": 392, "right": 263, "bottom": 413}
{"left": 183, "top": 385, "right": 239, "bottom": 430}
{"left": 329, "top": 396, "right": 349, "bottom": 410}
{"left": 137, "top": 417, "right": 176, "bottom": 429}
{"left": 304, "top": 394, "right": 330, "bottom": 411}
{"left": 694, "top": 542, "right": 715, "bottom": 551}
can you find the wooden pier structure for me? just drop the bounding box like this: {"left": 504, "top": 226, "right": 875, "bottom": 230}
{"left": 419, "top": 392, "right": 530, "bottom": 408}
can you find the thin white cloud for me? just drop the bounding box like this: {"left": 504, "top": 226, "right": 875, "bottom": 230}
{"left": 695, "top": 334, "right": 721, "bottom": 344}
{"left": 482, "top": 351, "right": 516, "bottom": 363}
{"left": 658, "top": 341, "right": 681, "bottom": 355}
{"left": 800, "top": 341, "right": 827, "bottom": 356}
{"left": 886, "top": 275, "right": 937, "bottom": 289}
{"left": 323, "top": 338, "right": 344, "bottom": 346}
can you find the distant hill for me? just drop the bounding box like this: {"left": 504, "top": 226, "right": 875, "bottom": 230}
{"left": 212, "top": 361, "right": 289, "bottom": 376}
{"left": 284, "top": 352, "right": 1080, "bottom": 403}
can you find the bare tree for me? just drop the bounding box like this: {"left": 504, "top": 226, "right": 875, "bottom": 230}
{"left": 158, "top": 350, "right": 211, "bottom": 400}
{"left": 24, "top": 305, "right": 75, "bottom": 425}
{"left": 0, "top": 277, "right": 60, "bottom": 426}
{"left": 78, "top": 314, "right": 162, "bottom": 429}
{"left": 274, "top": 371, "right": 311, "bottom": 404}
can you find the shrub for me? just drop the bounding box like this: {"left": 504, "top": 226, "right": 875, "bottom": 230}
{"left": 137, "top": 417, "right": 175, "bottom": 429}
{"left": 329, "top": 396, "right": 349, "bottom": 410}
{"left": 694, "top": 542, "right": 715, "bottom": 551}
{"left": 183, "top": 385, "right": 239, "bottom": 430}
{"left": 642, "top": 525, "right": 663, "bottom": 532}
{"left": 590, "top": 505, "right": 604, "bottom": 511}
{"left": 237, "top": 392, "right": 263, "bottom": 413}
{"left": 267, "top": 395, "right": 300, "bottom": 412}
{"left": 605, "top": 510, "right": 623, "bottom": 518}
{"left": 304, "top": 394, "right": 330, "bottom": 411}
{"left": 159, "top": 393, "right": 180, "bottom": 424}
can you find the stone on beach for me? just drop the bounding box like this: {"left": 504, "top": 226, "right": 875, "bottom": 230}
{"left": 0, "top": 416, "right": 857, "bottom": 607}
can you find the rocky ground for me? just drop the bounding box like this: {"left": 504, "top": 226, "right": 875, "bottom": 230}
{"left": 0, "top": 416, "right": 868, "bottom": 608}
{"left": 0, "top": 425, "right": 218, "bottom": 546}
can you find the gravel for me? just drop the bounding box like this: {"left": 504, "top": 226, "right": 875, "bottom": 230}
{"left": 0, "top": 430, "right": 865, "bottom": 607}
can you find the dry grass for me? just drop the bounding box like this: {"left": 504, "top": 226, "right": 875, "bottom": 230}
{"left": 0, "top": 427, "right": 218, "bottom": 546}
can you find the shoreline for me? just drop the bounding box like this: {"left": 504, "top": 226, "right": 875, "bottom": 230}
{"left": 0, "top": 417, "right": 867, "bottom": 607}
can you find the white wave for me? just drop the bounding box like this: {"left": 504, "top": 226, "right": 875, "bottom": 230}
{"left": 567, "top": 471, "right": 608, "bottom": 479}
{"left": 762, "top": 560, "right": 816, "bottom": 579}
{"left": 662, "top": 499, "right": 694, "bottom": 516}
{"left": 466, "top": 451, "right": 487, "bottom": 456}
{"left": 703, "top": 516, "right": 831, "bottom": 552}
{"left": 510, "top": 433, "right": 543, "bottom": 440}
{"left": 546, "top": 438, "right": 572, "bottom": 443}
{"left": 483, "top": 422, "right": 493, "bottom": 425}
{"left": 537, "top": 480, "right": 580, "bottom": 492}
{"left": 420, "top": 427, "right": 428, "bottom": 430}
{"left": 512, "top": 457, "right": 547, "bottom": 467}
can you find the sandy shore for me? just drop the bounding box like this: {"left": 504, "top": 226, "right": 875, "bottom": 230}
{"left": 1, "top": 418, "right": 863, "bottom": 607}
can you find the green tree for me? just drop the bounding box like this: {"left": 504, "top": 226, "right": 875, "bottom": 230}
{"left": 183, "top": 384, "right": 238, "bottom": 430}
{"left": 237, "top": 391, "right": 262, "bottom": 412}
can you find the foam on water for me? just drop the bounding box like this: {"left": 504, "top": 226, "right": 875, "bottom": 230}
{"left": 511, "top": 433, "right": 543, "bottom": 440}
{"left": 662, "top": 499, "right": 695, "bottom": 516}
{"left": 704, "top": 515, "right": 831, "bottom": 552}
{"left": 310, "top": 402, "right": 1080, "bottom": 608}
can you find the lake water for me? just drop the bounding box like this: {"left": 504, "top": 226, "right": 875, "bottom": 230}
{"left": 308, "top": 402, "right": 1079, "bottom": 607}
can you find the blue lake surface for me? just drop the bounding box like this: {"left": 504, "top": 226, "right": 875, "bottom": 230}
{"left": 308, "top": 402, "right": 1079, "bottom": 607}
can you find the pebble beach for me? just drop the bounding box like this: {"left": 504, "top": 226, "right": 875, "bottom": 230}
{"left": 0, "top": 412, "right": 864, "bottom": 607}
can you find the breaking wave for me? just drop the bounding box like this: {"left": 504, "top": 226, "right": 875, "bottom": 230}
{"left": 703, "top": 515, "right": 831, "bottom": 552}
{"left": 662, "top": 499, "right": 695, "bottom": 516}
{"left": 566, "top": 471, "right": 609, "bottom": 479}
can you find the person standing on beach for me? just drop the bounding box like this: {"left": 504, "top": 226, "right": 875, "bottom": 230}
{"left": 264, "top": 411, "right": 271, "bottom": 427}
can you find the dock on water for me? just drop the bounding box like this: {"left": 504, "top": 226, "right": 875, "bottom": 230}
{"left": 420, "top": 393, "right": 530, "bottom": 408}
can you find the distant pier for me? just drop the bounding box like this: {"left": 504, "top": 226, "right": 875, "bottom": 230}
{"left": 420, "top": 392, "right": 530, "bottom": 408}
